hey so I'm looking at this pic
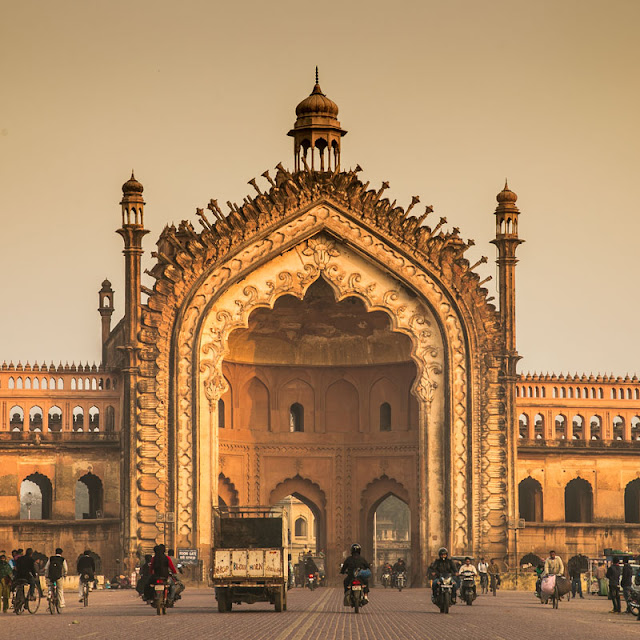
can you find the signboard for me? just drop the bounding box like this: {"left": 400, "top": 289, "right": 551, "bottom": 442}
{"left": 177, "top": 548, "right": 199, "bottom": 565}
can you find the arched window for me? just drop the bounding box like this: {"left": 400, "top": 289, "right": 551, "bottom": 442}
{"left": 561, "top": 387, "right": 566, "bottom": 399}
{"left": 611, "top": 388, "right": 617, "bottom": 400}
{"left": 598, "top": 388, "right": 604, "bottom": 399}
{"left": 20, "top": 473, "right": 52, "bottom": 519}
{"left": 589, "top": 415, "right": 602, "bottom": 440}
{"left": 555, "top": 415, "right": 566, "bottom": 440}
{"left": 380, "top": 402, "right": 391, "bottom": 431}
{"left": 552, "top": 387, "right": 558, "bottom": 398}
{"left": 289, "top": 403, "right": 304, "bottom": 433}
{"left": 8, "top": 377, "right": 14, "bottom": 390}
{"left": 518, "top": 413, "right": 529, "bottom": 439}
{"left": 632, "top": 416, "right": 640, "bottom": 441}
{"left": 10, "top": 406, "right": 24, "bottom": 431}
{"left": 88, "top": 406, "right": 100, "bottom": 432}
{"left": 42, "top": 377, "right": 47, "bottom": 390}
{"left": 294, "top": 517, "right": 308, "bottom": 537}
{"left": 73, "top": 406, "right": 84, "bottom": 432}
{"left": 57, "top": 377, "right": 63, "bottom": 390}
{"left": 218, "top": 399, "right": 225, "bottom": 429}
{"left": 25, "top": 377, "right": 31, "bottom": 390}
{"left": 534, "top": 413, "right": 544, "bottom": 440}
{"left": 75, "top": 473, "right": 103, "bottom": 519}
{"left": 519, "top": 477, "right": 543, "bottom": 522}
{"left": 16, "top": 377, "right": 23, "bottom": 389}
{"left": 71, "top": 378, "right": 77, "bottom": 391}
{"left": 48, "top": 406, "right": 62, "bottom": 432}
{"left": 105, "top": 406, "right": 115, "bottom": 432}
{"left": 572, "top": 415, "right": 584, "bottom": 440}
{"left": 625, "top": 479, "right": 640, "bottom": 523}
{"left": 565, "top": 478, "right": 593, "bottom": 523}
{"left": 29, "top": 406, "right": 43, "bottom": 432}
{"left": 33, "top": 377, "right": 39, "bottom": 390}
{"left": 613, "top": 416, "right": 625, "bottom": 440}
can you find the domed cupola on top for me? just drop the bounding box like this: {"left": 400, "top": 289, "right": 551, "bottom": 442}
{"left": 288, "top": 68, "right": 347, "bottom": 172}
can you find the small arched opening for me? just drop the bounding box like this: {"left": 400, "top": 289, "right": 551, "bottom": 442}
{"left": 289, "top": 403, "right": 304, "bottom": 433}
{"left": 21, "top": 472, "right": 52, "bottom": 519}
{"left": 565, "top": 477, "right": 593, "bottom": 523}
{"left": 76, "top": 473, "right": 103, "bottom": 519}
{"left": 519, "top": 477, "right": 543, "bottom": 522}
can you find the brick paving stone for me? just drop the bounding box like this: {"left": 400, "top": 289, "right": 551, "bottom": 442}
{"left": 2, "top": 587, "right": 640, "bottom": 639}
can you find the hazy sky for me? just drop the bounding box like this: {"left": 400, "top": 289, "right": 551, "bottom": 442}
{"left": 1, "top": 0, "right": 638, "bottom": 375}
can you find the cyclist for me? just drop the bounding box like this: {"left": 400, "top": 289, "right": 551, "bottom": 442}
{"left": 0, "top": 552, "right": 12, "bottom": 612}
{"left": 44, "top": 548, "right": 68, "bottom": 608}
{"left": 77, "top": 550, "right": 96, "bottom": 603}
{"left": 14, "top": 548, "right": 39, "bottom": 601}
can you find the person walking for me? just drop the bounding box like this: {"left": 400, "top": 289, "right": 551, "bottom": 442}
{"left": 606, "top": 557, "right": 622, "bottom": 613}
{"left": 621, "top": 557, "right": 633, "bottom": 613}
{"left": 0, "top": 553, "right": 12, "bottom": 612}
{"left": 477, "top": 557, "right": 489, "bottom": 594}
{"left": 595, "top": 562, "right": 608, "bottom": 596}
{"left": 569, "top": 563, "right": 584, "bottom": 599}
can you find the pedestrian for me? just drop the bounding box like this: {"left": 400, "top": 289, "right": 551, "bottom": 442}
{"left": 569, "top": 563, "right": 584, "bottom": 599}
{"left": 478, "top": 557, "right": 489, "bottom": 594}
{"left": 0, "top": 553, "right": 12, "bottom": 612}
{"left": 595, "top": 561, "right": 608, "bottom": 596}
{"left": 606, "top": 557, "right": 622, "bottom": 613}
{"left": 621, "top": 557, "right": 633, "bottom": 613}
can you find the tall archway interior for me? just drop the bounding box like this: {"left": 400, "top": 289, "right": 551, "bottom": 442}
{"left": 216, "top": 276, "right": 419, "bottom": 578}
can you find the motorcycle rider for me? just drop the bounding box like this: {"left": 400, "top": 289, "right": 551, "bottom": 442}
{"left": 459, "top": 557, "right": 478, "bottom": 599}
{"left": 150, "top": 544, "right": 178, "bottom": 603}
{"left": 340, "top": 543, "right": 371, "bottom": 605}
{"left": 392, "top": 558, "right": 407, "bottom": 587}
{"left": 77, "top": 549, "right": 96, "bottom": 602}
{"left": 477, "top": 556, "right": 489, "bottom": 594}
{"left": 428, "top": 547, "right": 458, "bottom": 604}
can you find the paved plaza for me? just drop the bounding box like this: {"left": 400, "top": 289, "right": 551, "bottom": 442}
{"left": 3, "top": 587, "right": 640, "bottom": 639}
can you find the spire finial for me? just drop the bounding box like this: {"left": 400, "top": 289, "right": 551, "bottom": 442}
{"left": 315, "top": 66, "right": 319, "bottom": 85}
{"left": 504, "top": 178, "right": 509, "bottom": 190}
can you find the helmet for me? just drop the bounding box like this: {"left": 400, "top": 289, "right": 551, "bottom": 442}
{"left": 350, "top": 543, "right": 362, "bottom": 555}
{"left": 438, "top": 547, "right": 448, "bottom": 557}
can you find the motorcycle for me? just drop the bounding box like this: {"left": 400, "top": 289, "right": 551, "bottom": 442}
{"left": 345, "top": 568, "right": 371, "bottom": 614}
{"left": 152, "top": 577, "right": 169, "bottom": 615}
{"left": 381, "top": 570, "right": 391, "bottom": 588}
{"left": 433, "top": 574, "right": 455, "bottom": 614}
{"left": 395, "top": 571, "right": 406, "bottom": 592}
{"left": 460, "top": 570, "right": 477, "bottom": 605}
{"left": 306, "top": 573, "right": 316, "bottom": 591}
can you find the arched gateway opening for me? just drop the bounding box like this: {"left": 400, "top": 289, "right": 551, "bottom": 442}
{"left": 215, "top": 275, "right": 422, "bottom": 580}
{"left": 146, "top": 208, "right": 499, "bottom": 583}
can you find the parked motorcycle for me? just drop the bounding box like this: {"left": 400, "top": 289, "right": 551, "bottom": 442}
{"left": 433, "top": 574, "right": 455, "bottom": 614}
{"left": 460, "top": 570, "right": 477, "bottom": 605}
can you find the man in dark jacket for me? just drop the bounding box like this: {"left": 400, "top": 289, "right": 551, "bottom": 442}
{"left": 340, "top": 543, "right": 370, "bottom": 604}
{"left": 569, "top": 564, "right": 584, "bottom": 599}
{"left": 607, "top": 558, "right": 622, "bottom": 613}
{"left": 621, "top": 557, "right": 633, "bottom": 613}
{"left": 15, "top": 548, "right": 39, "bottom": 600}
{"left": 77, "top": 550, "right": 96, "bottom": 602}
{"left": 428, "top": 547, "right": 458, "bottom": 603}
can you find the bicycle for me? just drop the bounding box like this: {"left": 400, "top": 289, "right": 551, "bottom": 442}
{"left": 80, "top": 573, "right": 91, "bottom": 607}
{"left": 48, "top": 580, "right": 61, "bottom": 614}
{"left": 12, "top": 578, "right": 41, "bottom": 615}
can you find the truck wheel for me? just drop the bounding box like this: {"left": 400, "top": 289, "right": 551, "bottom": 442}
{"left": 274, "top": 587, "right": 284, "bottom": 612}
{"left": 217, "top": 590, "right": 228, "bottom": 613}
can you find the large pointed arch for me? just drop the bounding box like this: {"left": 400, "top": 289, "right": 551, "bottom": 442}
{"left": 132, "top": 175, "right": 506, "bottom": 571}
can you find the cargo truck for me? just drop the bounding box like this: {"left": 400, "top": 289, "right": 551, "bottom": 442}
{"left": 211, "top": 506, "right": 288, "bottom": 612}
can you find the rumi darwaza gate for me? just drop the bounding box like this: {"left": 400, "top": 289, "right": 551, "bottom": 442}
{"left": 0, "top": 77, "right": 639, "bottom": 584}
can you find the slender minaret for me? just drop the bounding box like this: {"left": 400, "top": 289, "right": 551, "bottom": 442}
{"left": 98, "top": 279, "right": 114, "bottom": 366}
{"left": 490, "top": 181, "right": 523, "bottom": 567}
{"left": 116, "top": 171, "right": 149, "bottom": 566}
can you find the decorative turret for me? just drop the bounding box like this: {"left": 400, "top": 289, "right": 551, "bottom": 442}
{"left": 288, "top": 68, "right": 347, "bottom": 172}
{"left": 490, "top": 181, "right": 523, "bottom": 354}
{"left": 98, "top": 279, "right": 114, "bottom": 366}
{"left": 116, "top": 171, "right": 149, "bottom": 362}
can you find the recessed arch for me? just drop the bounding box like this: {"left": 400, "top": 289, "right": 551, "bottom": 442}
{"left": 565, "top": 477, "right": 593, "bottom": 523}
{"left": 519, "top": 477, "right": 543, "bottom": 522}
